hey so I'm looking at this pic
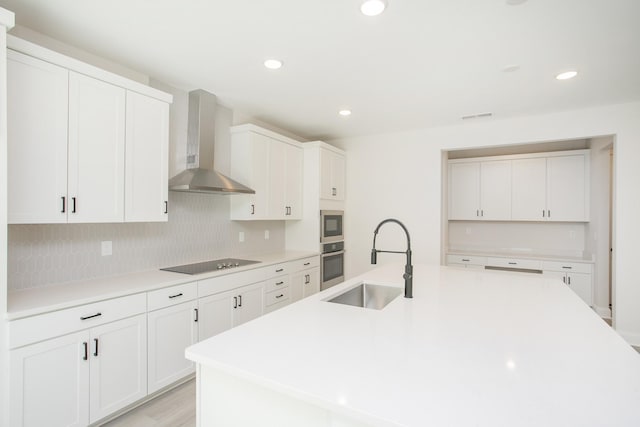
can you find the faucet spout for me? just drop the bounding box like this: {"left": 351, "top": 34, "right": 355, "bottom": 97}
{"left": 371, "top": 219, "right": 413, "bottom": 299}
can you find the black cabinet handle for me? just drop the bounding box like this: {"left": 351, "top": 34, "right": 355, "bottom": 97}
{"left": 164, "top": 201, "right": 168, "bottom": 214}
{"left": 332, "top": 187, "right": 337, "bottom": 196}
{"left": 72, "top": 197, "right": 77, "bottom": 213}
{"left": 548, "top": 210, "right": 551, "bottom": 218}
{"left": 93, "top": 338, "right": 99, "bottom": 357}
{"left": 568, "top": 276, "right": 571, "bottom": 285}
{"left": 276, "top": 268, "right": 284, "bottom": 273}
{"left": 80, "top": 312, "right": 102, "bottom": 321}
{"left": 83, "top": 342, "right": 88, "bottom": 361}
{"left": 461, "top": 259, "right": 470, "bottom": 262}
{"left": 61, "top": 196, "right": 66, "bottom": 213}
{"left": 238, "top": 295, "right": 242, "bottom": 307}
{"left": 304, "top": 262, "right": 311, "bottom": 266}
{"left": 233, "top": 296, "right": 238, "bottom": 309}
{"left": 542, "top": 210, "right": 545, "bottom": 218}
{"left": 508, "top": 262, "right": 517, "bottom": 265}
{"left": 194, "top": 308, "right": 199, "bottom": 322}
{"left": 305, "top": 274, "right": 310, "bottom": 284}
{"left": 276, "top": 294, "right": 284, "bottom": 299}
{"left": 251, "top": 204, "right": 255, "bottom": 215}
{"left": 275, "top": 281, "right": 284, "bottom": 286}
{"left": 562, "top": 266, "right": 572, "bottom": 269}
{"left": 168, "top": 293, "right": 183, "bottom": 299}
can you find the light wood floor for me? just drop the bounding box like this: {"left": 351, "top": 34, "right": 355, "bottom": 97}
{"left": 101, "top": 379, "right": 196, "bottom": 427}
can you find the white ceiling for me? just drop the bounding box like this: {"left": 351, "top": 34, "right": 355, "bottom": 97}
{"left": 1, "top": 0, "right": 639, "bottom": 141}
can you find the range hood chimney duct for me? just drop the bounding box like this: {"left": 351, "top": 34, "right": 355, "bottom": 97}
{"left": 168, "top": 90, "right": 255, "bottom": 194}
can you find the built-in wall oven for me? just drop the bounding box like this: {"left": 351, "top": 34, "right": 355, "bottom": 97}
{"left": 320, "top": 210, "right": 344, "bottom": 243}
{"left": 321, "top": 241, "right": 344, "bottom": 290}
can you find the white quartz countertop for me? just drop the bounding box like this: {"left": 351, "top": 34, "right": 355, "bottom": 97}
{"left": 7, "top": 251, "right": 318, "bottom": 320}
{"left": 186, "top": 263, "right": 640, "bottom": 427}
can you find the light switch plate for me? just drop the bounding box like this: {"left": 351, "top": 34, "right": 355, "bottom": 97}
{"left": 239, "top": 231, "right": 245, "bottom": 243}
{"left": 264, "top": 230, "right": 270, "bottom": 240}
{"left": 101, "top": 241, "right": 112, "bottom": 256}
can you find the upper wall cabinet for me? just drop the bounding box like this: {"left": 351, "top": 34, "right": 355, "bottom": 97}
{"left": 448, "top": 160, "right": 511, "bottom": 220}
{"left": 7, "top": 37, "right": 172, "bottom": 224}
{"left": 448, "top": 150, "right": 590, "bottom": 222}
{"left": 230, "top": 125, "right": 303, "bottom": 220}
{"left": 320, "top": 148, "right": 345, "bottom": 201}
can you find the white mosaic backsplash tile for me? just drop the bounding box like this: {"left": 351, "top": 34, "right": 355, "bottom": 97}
{"left": 8, "top": 192, "right": 285, "bottom": 290}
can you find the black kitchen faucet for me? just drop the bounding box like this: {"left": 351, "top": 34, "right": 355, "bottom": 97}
{"left": 370, "top": 218, "right": 413, "bottom": 298}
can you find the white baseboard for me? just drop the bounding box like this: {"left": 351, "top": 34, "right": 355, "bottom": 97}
{"left": 593, "top": 305, "right": 612, "bottom": 319}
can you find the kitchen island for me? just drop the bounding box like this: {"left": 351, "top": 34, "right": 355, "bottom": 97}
{"left": 185, "top": 263, "right": 640, "bottom": 427}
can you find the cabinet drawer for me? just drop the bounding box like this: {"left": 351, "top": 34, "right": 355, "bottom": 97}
{"left": 486, "top": 257, "right": 541, "bottom": 270}
{"left": 288, "top": 256, "right": 320, "bottom": 272}
{"left": 540, "top": 261, "right": 592, "bottom": 274}
{"left": 265, "top": 287, "right": 290, "bottom": 307}
{"left": 446, "top": 255, "right": 487, "bottom": 266}
{"left": 9, "top": 293, "right": 146, "bottom": 349}
{"left": 147, "top": 282, "right": 197, "bottom": 311}
{"left": 265, "top": 275, "right": 289, "bottom": 293}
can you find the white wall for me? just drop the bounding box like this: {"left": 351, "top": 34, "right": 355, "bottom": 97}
{"left": 1, "top": 8, "right": 15, "bottom": 427}
{"left": 332, "top": 101, "right": 640, "bottom": 346}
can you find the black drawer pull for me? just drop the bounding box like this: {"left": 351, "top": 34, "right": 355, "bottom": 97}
{"left": 80, "top": 312, "right": 102, "bottom": 321}
{"left": 276, "top": 294, "right": 284, "bottom": 299}
{"left": 461, "top": 259, "right": 470, "bottom": 262}
{"left": 61, "top": 196, "right": 66, "bottom": 213}
{"left": 194, "top": 308, "right": 199, "bottom": 322}
{"left": 168, "top": 293, "right": 183, "bottom": 299}
{"left": 508, "top": 262, "right": 517, "bottom": 265}
{"left": 164, "top": 201, "right": 168, "bottom": 214}
{"left": 83, "top": 342, "right": 88, "bottom": 361}
{"left": 304, "top": 262, "right": 311, "bottom": 266}
{"left": 562, "top": 266, "right": 572, "bottom": 269}
{"left": 233, "top": 296, "right": 238, "bottom": 309}
{"left": 275, "top": 268, "right": 284, "bottom": 273}
{"left": 275, "top": 281, "right": 284, "bottom": 286}
{"left": 238, "top": 295, "right": 242, "bottom": 307}
{"left": 72, "top": 197, "right": 77, "bottom": 213}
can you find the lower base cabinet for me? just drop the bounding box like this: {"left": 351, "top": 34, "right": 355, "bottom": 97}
{"left": 290, "top": 267, "right": 320, "bottom": 303}
{"left": 10, "top": 314, "right": 147, "bottom": 427}
{"left": 542, "top": 271, "right": 593, "bottom": 306}
{"left": 147, "top": 301, "right": 198, "bottom": 394}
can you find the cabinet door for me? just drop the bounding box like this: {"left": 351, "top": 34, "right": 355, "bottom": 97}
{"left": 511, "top": 157, "right": 546, "bottom": 221}
{"left": 567, "top": 272, "right": 593, "bottom": 306}
{"left": 448, "top": 162, "right": 480, "bottom": 220}
{"left": 230, "top": 132, "right": 270, "bottom": 219}
{"left": 331, "top": 152, "right": 345, "bottom": 200}
{"left": 235, "top": 282, "right": 265, "bottom": 326}
{"left": 10, "top": 331, "right": 90, "bottom": 427}
{"left": 125, "top": 91, "right": 169, "bottom": 222}
{"left": 68, "top": 72, "right": 126, "bottom": 223}
{"left": 547, "top": 155, "right": 588, "bottom": 221}
{"left": 198, "top": 290, "right": 236, "bottom": 341}
{"left": 480, "top": 160, "right": 511, "bottom": 220}
{"left": 320, "top": 148, "right": 334, "bottom": 200}
{"left": 147, "top": 301, "right": 197, "bottom": 394}
{"left": 290, "top": 272, "right": 304, "bottom": 304}
{"left": 89, "top": 314, "right": 147, "bottom": 423}
{"left": 303, "top": 267, "right": 321, "bottom": 298}
{"left": 285, "top": 144, "right": 303, "bottom": 219}
{"left": 7, "top": 50, "right": 69, "bottom": 224}
{"left": 268, "top": 140, "right": 287, "bottom": 219}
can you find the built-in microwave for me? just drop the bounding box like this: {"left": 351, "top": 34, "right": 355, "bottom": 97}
{"left": 320, "top": 210, "right": 344, "bottom": 243}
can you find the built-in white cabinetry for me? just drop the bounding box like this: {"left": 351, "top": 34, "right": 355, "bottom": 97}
{"left": 198, "top": 282, "right": 264, "bottom": 341}
{"left": 541, "top": 261, "right": 593, "bottom": 306}
{"left": 230, "top": 125, "right": 303, "bottom": 220}
{"left": 320, "top": 148, "right": 345, "bottom": 201}
{"left": 147, "top": 283, "right": 198, "bottom": 394}
{"left": 6, "top": 37, "right": 171, "bottom": 224}
{"left": 511, "top": 152, "right": 589, "bottom": 221}
{"left": 9, "top": 294, "right": 148, "bottom": 427}
{"left": 290, "top": 257, "right": 321, "bottom": 303}
{"left": 449, "top": 150, "right": 589, "bottom": 222}
{"left": 125, "top": 91, "right": 170, "bottom": 222}
{"left": 448, "top": 160, "right": 511, "bottom": 220}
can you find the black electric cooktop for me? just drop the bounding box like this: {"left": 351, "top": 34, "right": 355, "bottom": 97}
{"left": 160, "top": 258, "right": 261, "bottom": 275}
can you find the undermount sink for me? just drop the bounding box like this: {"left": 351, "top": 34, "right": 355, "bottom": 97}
{"left": 325, "top": 282, "right": 402, "bottom": 310}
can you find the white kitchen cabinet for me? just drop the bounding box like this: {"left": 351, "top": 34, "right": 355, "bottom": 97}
{"left": 511, "top": 153, "right": 589, "bottom": 222}
{"left": 68, "top": 71, "right": 126, "bottom": 223}
{"left": 542, "top": 261, "right": 593, "bottom": 306}
{"left": 125, "top": 90, "right": 170, "bottom": 222}
{"left": 10, "top": 313, "right": 147, "bottom": 426}
{"left": 448, "top": 160, "right": 511, "bottom": 220}
{"left": 10, "top": 331, "right": 90, "bottom": 427}
{"left": 198, "top": 282, "right": 265, "bottom": 341}
{"left": 7, "top": 50, "right": 69, "bottom": 224}
{"left": 89, "top": 314, "right": 147, "bottom": 423}
{"left": 7, "top": 37, "right": 172, "bottom": 225}
{"left": 230, "top": 125, "right": 303, "bottom": 220}
{"left": 291, "top": 267, "right": 320, "bottom": 303}
{"left": 147, "top": 300, "right": 197, "bottom": 394}
{"left": 320, "top": 148, "right": 345, "bottom": 201}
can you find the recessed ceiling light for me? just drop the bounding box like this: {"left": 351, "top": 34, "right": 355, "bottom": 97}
{"left": 264, "top": 59, "right": 283, "bottom": 70}
{"left": 361, "top": 0, "right": 387, "bottom": 16}
{"left": 556, "top": 70, "right": 578, "bottom": 80}
{"left": 339, "top": 109, "right": 352, "bottom": 117}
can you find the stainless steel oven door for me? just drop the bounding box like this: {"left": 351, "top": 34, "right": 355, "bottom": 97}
{"left": 320, "top": 210, "right": 344, "bottom": 243}
{"left": 321, "top": 250, "right": 345, "bottom": 290}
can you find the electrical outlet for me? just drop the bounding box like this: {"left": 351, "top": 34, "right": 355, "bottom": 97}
{"left": 239, "top": 231, "right": 245, "bottom": 243}
{"left": 264, "top": 230, "right": 270, "bottom": 240}
{"left": 101, "top": 241, "right": 112, "bottom": 256}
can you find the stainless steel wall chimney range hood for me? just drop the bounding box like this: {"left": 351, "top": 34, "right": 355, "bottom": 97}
{"left": 168, "top": 90, "right": 255, "bottom": 194}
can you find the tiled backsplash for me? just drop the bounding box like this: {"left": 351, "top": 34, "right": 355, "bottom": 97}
{"left": 8, "top": 192, "right": 285, "bottom": 291}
